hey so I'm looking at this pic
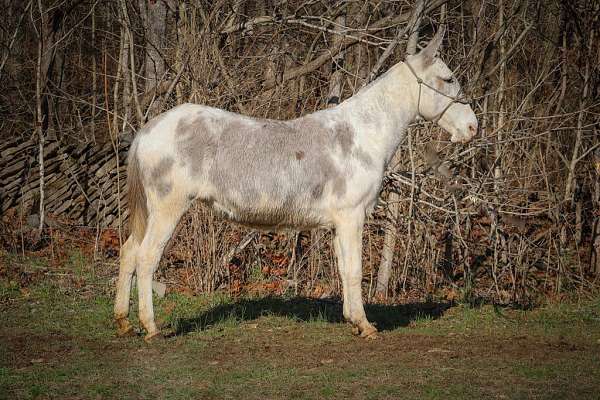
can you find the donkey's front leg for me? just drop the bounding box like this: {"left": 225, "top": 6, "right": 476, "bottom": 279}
{"left": 333, "top": 233, "right": 350, "bottom": 322}
{"left": 335, "top": 214, "right": 377, "bottom": 339}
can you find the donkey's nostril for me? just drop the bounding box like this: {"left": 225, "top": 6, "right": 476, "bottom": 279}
{"left": 468, "top": 124, "right": 477, "bottom": 135}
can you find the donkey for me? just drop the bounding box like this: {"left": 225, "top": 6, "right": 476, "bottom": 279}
{"left": 114, "top": 26, "right": 478, "bottom": 341}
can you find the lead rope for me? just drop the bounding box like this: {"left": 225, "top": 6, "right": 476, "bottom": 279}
{"left": 417, "top": 81, "right": 422, "bottom": 117}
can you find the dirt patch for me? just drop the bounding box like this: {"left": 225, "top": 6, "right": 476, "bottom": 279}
{"left": 0, "top": 328, "right": 118, "bottom": 369}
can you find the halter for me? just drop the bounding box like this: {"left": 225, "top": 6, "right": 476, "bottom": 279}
{"left": 404, "top": 60, "right": 472, "bottom": 124}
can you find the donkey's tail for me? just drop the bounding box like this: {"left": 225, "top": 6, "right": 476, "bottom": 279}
{"left": 127, "top": 145, "right": 148, "bottom": 243}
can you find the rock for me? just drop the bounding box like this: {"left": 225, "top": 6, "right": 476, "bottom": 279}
{"left": 152, "top": 280, "right": 167, "bottom": 298}
{"left": 27, "top": 214, "right": 40, "bottom": 228}
{"left": 26, "top": 214, "right": 58, "bottom": 229}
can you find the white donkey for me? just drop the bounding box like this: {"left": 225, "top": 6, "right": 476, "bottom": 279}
{"left": 114, "top": 26, "right": 477, "bottom": 341}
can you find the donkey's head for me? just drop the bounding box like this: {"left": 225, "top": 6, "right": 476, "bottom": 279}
{"left": 404, "top": 26, "right": 478, "bottom": 143}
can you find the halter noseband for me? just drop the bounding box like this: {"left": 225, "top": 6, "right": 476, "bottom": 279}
{"left": 404, "top": 60, "right": 471, "bottom": 124}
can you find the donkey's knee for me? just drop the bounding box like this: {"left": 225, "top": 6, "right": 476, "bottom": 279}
{"left": 136, "top": 250, "right": 161, "bottom": 277}
{"left": 119, "top": 238, "right": 138, "bottom": 274}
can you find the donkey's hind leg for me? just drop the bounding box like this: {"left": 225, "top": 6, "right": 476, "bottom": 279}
{"left": 114, "top": 237, "right": 139, "bottom": 336}
{"left": 136, "top": 198, "right": 188, "bottom": 342}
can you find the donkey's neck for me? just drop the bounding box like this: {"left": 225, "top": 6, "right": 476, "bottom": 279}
{"left": 333, "top": 63, "right": 418, "bottom": 168}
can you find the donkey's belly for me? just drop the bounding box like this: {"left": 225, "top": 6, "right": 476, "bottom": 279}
{"left": 207, "top": 198, "right": 330, "bottom": 231}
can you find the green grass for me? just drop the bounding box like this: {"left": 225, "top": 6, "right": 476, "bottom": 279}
{"left": 1, "top": 252, "right": 600, "bottom": 399}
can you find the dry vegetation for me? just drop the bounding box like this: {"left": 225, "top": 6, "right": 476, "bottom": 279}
{"left": 0, "top": 0, "right": 599, "bottom": 306}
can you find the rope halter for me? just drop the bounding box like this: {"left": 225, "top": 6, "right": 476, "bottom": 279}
{"left": 404, "top": 60, "right": 472, "bottom": 125}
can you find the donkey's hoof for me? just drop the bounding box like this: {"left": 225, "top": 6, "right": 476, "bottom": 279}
{"left": 115, "top": 318, "right": 136, "bottom": 337}
{"left": 351, "top": 325, "right": 360, "bottom": 336}
{"left": 360, "top": 328, "right": 378, "bottom": 340}
{"left": 357, "top": 322, "right": 378, "bottom": 339}
{"left": 144, "top": 330, "right": 163, "bottom": 343}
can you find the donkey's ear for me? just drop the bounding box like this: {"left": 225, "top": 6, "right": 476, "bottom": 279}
{"left": 419, "top": 25, "right": 446, "bottom": 64}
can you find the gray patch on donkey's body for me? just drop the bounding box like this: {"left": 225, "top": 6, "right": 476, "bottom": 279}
{"left": 332, "top": 178, "right": 347, "bottom": 197}
{"left": 150, "top": 157, "right": 174, "bottom": 197}
{"left": 332, "top": 120, "right": 374, "bottom": 173}
{"left": 333, "top": 122, "right": 355, "bottom": 155}
{"left": 175, "top": 116, "right": 219, "bottom": 178}
{"left": 311, "top": 182, "right": 325, "bottom": 199}
{"left": 354, "top": 148, "right": 374, "bottom": 168}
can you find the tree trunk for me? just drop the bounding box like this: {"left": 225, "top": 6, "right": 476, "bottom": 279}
{"left": 563, "top": 27, "right": 592, "bottom": 247}
{"left": 327, "top": 13, "right": 347, "bottom": 108}
{"left": 139, "top": 0, "right": 168, "bottom": 119}
{"left": 594, "top": 147, "right": 600, "bottom": 276}
{"left": 34, "top": 0, "right": 63, "bottom": 236}
{"left": 375, "top": 0, "right": 425, "bottom": 300}
{"left": 35, "top": 0, "right": 45, "bottom": 237}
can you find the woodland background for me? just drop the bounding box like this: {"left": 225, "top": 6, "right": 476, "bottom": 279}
{"left": 0, "top": 0, "right": 599, "bottom": 306}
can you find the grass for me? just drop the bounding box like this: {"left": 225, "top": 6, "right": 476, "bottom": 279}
{"left": 1, "top": 251, "right": 600, "bottom": 399}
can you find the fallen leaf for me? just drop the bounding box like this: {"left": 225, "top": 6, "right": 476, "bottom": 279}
{"left": 445, "top": 289, "right": 458, "bottom": 301}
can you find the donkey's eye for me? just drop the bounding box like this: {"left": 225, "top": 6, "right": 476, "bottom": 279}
{"left": 442, "top": 76, "right": 455, "bottom": 84}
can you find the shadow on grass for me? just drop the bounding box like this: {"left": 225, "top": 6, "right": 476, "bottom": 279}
{"left": 172, "top": 296, "right": 452, "bottom": 336}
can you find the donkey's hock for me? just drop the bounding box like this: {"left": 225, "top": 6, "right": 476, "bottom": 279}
{"left": 114, "top": 28, "right": 478, "bottom": 342}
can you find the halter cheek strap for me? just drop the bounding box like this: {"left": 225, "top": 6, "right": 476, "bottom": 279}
{"left": 404, "top": 60, "right": 471, "bottom": 124}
